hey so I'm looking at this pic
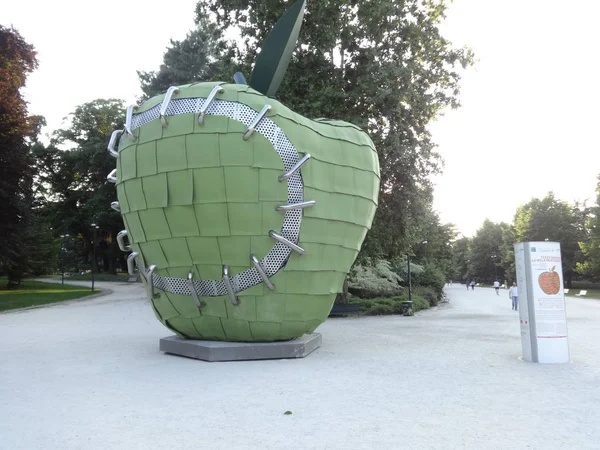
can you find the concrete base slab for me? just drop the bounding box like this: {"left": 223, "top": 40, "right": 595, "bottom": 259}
{"left": 159, "top": 333, "right": 322, "bottom": 362}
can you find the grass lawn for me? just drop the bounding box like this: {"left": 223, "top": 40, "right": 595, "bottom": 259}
{"left": 41, "top": 272, "right": 132, "bottom": 282}
{"left": 0, "top": 278, "right": 96, "bottom": 312}
{"left": 565, "top": 288, "right": 600, "bottom": 299}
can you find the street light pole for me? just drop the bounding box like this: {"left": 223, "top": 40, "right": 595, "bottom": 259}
{"left": 90, "top": 224, "right": 99, "bottom": 292}
{"left": 405, "top": 241, "right": 426, "bottom": 315}
{"left": 407, "top": 253, "right": 412, "bottom": 303}
{"left": 60, "top": 234, "right": 69, "bottom": 285}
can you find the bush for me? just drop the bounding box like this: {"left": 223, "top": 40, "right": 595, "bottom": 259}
{"left": 368, "top": 304, "right": 395, "bottom": 315}
{"left": 412, "top": 263, "right": 446, "bottom": 300}
{"left": 351, "top": 295, "right": 430, "bottom": 315}
{"left": 392, "top": 300, "right": 405, "bottom": 314}
{"left": 412, "top": 296, "right": 430, "bottom": 312}
{"left": 413, "top": 286, "right": 438, "bottom": 307}
{"left": 348, "top": 259, "right": 403, "bottom": 298}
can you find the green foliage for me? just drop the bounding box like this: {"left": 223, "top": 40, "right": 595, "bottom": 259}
{"left": 366, "top": 302, "right": 395, "bottom": 316}
{"left": 413, "top": 286, "right": 438, "bottom": 307}
{"left": 351, "top": 294, "right": 430, "bottom": 315}
{"left": 35, "top": 99, "right": 128, "bottom": 275}
{"left": 450, "top": 236, "right": 470, "bottom": 281}
{"left": 409, "top": 212, "right": 456, "bottom": 279}
{"left": 393, "top": 254, "right": 444, "bottom": 302}
{"left": 138, "top": 17, "right": 234, "bottom": 99}
{"left": 175, "top": 0, "right": 474, "bottom": 260}
{"left": 451, "top": 220, "right": 515, "bottom": 285}
{"left": 0, "top": 278, "right": 94, "bottom": 312}
{"left": 578, "top": 177, "right": 600, "bottom": 281}
{"left": 464, "top": 193, "right": 589, "bottom": 287}
{"left": 414, "top": 263, "right": 446, "bottom": 293}
{"left": 499, "top": 225, "right": 516, "bottom": 283}
{"left": 468, "top": 219, "right": 508, "bottom": 283}
{"left": 23, "top": 214, "right": 59, "bottom": 276}
{"left": 0, "top": 26, "right": 39, "bottom": 284}
{"left": 393, "top": 256, "right": 424, "bottom": 280}
{"left": 411, "top": 296, "right": 431, "bottom": 313}
{"left": 348, "top": 259, "right": 403, "bottom": 298}
{"left": 136, "top": 1, "right": 473, "bottom": 290}
{"left": 514, "top": 192, "right": 583, "bottom": 287}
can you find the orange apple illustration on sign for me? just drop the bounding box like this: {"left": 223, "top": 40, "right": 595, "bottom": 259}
{"left": 538, "top": 266, "right": 561, "bottom": 295}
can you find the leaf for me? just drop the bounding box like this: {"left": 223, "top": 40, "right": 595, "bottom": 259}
{"left": 551, "top": 265, "right": 556, "bottom": 272}
{"left": 249, "top": 0, "right": 306, "bottom": 97}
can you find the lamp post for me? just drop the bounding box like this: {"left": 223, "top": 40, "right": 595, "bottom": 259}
{"left": 90, "top": 223, "right": 99, "bottom": 292}
{"left": 407, "top": 252, "right": 412, "bottom": 303}
{"left": 406, "top": 240, "right": 427, "bottom": 315}
{"left": 491, "top": 254, "right": 498, "bottom": 281}
{"left": 59, "top": 234, "right": 69, "bottom": 285}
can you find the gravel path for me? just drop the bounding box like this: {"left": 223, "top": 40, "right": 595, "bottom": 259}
{"left": 1, "top": 283, "right": 599, "bottom": 449}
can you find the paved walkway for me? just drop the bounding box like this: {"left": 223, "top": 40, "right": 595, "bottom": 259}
{"left": 1, "top": 283, "right": 600, "bottom": 449}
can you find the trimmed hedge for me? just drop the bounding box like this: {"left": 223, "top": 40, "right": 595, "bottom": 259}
{"left": 348, "top": 260, "right": 403, "bottom": 298}
{"left": 413, "top": 286, "right": 439, "bottom": 307}
{"left": 350, "top": 294, "right": 431, "bottom": 315}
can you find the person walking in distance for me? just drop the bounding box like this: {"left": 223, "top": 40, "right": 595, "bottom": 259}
{"left": 493, "top": 280, "right": 500, "bottom": 295}
{"left": 470, "top": 280, "right": 475, "bottom": 290}
{"left": 509, "top": 282, "right": 518, "bottom": 311}
{"left": 466, "top": 280, "right": 470, "bottom": 290}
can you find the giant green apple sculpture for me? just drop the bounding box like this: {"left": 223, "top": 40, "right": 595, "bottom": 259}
{"left": 107, "top": 1, "right": 379, "bottom": 341}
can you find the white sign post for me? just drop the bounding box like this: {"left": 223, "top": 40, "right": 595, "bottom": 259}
{"left": 514, "top": 241, "right": 570, "bottom": 364}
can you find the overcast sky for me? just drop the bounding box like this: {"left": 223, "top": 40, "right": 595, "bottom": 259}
{"left": 430, "top": 0, "right": 600, "bottom": 236}
{"left": 5, "top": 0, "right": 599, "bottom": 237}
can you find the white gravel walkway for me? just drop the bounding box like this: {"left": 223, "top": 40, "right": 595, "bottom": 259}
{"left": 1, "top": 282, "right": 600, "bottom": 449}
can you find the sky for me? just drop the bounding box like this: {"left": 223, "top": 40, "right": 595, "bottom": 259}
{"left": 430, "top": 0, "right": 600, "bottom": 235}
{"left": 4, "top": 0, "right": 600, "bottom": 237}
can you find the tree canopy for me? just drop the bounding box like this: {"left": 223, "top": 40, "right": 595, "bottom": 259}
{"left": 468, "top": 219, "right": 507, "bottom": 283}
{"left": 137, "top": 17, "right": 234, "bottom": 99}
{"left": 514, "top": 192, "right": 582, "bottom": 286}
{"left": 35, "top": 99, "right": 127, "bottom": 274}
{"left": 141, "top": 0, "right": 473, "bottom": 261}
{"left": 0, "top": 25, "right": 39, "bottom": 283}
{"left": 3, "top": 2, "right": 476, "bottom": 295}
{"left": 459, "top": 193, "right": 586, "bottom": 287}
{"left": 577, "top": 178, "right": 600, "bottom": 280}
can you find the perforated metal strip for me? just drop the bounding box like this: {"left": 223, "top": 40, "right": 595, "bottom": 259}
{"left": 122, "top": 98, "right": 304, "bottom": 297}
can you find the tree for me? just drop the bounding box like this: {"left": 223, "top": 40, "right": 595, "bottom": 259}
{"left": 213, "top": 1, "right": 471, "bottom": 258}
{"left": 138, "top": 17, "right": 234, "bottom": 99}
{"left": 0, "top": 26, "right": 39, "bottom": 285}
{"left": 514, "top": 193, "right": 582, "bottom": 287}
{"left": 37, "top": 99, "right": 127, "bottom": 274}
{"left": 411, "top": 210, "right": 456, "bottom": 279}
{"left": 450, "top": 235, "right": 471, "bottom": 281}
{"left": 577, "top": 177, "right": 600, "bottom": 280}
{"left": 145, "top": 0, "right": 473, "bottom": 261}
{"left": 499, "top": 224, "right": 516, "bottom": 283}
{"left": 468, "top": 219, "right": 507, "bottom": 283}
